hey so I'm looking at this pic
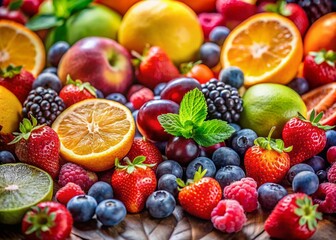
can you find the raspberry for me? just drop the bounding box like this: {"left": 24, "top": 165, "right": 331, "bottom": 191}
{"left": 327, "top": 146, "right": 336, "bottom": 164}
{"left": 55, "top": 182, "right": 85, "bottom": 205}
{"left": 198, "top": 13, "right": 224, "bottom": 39}
{"left": 58, "top": 163, "right": 98, "bottom": 191}
{"left": 211, "top": 199, "right": 247, "bottom": 233}
{"left": 312, "top": 182, "right": 336, "bottom": 213}
{"left": 327, "top": 163, "right": 336, "bottom": 183}
{"left": 223, "top": 177, "right": 258, "bottom": 212}
{"left": 130, "top": 87, "right": 154, "bottom": 110}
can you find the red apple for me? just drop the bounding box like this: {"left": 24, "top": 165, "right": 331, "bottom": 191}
{"left": 58, "top": 37, "right": 133, "bottom": 95}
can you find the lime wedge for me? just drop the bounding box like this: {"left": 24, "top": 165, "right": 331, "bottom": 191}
{"left": 0, "top": 163, "right": 53, "bottom": 224}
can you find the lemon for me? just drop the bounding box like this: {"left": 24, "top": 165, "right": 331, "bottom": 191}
{"left": 0, "top": 86, "right": 22, "bottom": 134}
{"left": 118, "top": 0, "right": 204, "bottom": 65}
{"left": 0, "top": 163, "right": 53, "bottom": 224}
{"left": 240, "top": 83, "right": 307, "bottom": 138}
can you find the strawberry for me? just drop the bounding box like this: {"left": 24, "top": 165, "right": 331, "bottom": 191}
{"left": 244, "top": 127, "right": 291, "bottom": 186}
{"left": 132, "top": 46, "right": 181, "bottom": 89}
{"left": 0, "top": 126, "right": 15, "bottom": 153}
{"left": 111, "top": 156, "right": 157, "bottom": 213}
{"left": 303, "top": 50, "right": 336, "bottom": 89}
{"left": 258, "top": 0, "right": 309, "bottom": 36}
{"left": 177, "top": 167, "right": 222, "bottom": 220}
{"left": 265, "top": 193, "right": 322, "bottom": 240}
{"left": 216, "top": 0, "right": 257, "bottom": 30}
{"left": 126, "top": 138, "right": 163, "bottom": 171}
{"left": 59, "top": 75, "right": 96, "bottom": 107}
{"left": 282, "top": 110, "right": 333, "bottom": 166}
{"left": 22, "top": 201, "right": 73, "bottom": 240}
{"left": 0, "top": 65, "right": 35, "bottom": 104}
{"left": 10, "top": 117, "right": 60, "bottom": 178}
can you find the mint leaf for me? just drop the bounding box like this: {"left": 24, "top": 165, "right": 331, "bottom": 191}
{"left": 67, "top": 0, "right": 93, "bottom": 15}
{"left": 158, "top": 114, "right": 184, "bottom": 137}
{"left": 53, "top": 0, "right": 70, "bottom": 18}
{"left": 193, "top": 120, "right": 235, "bottom": 147}
{"left": 26, "top": 15, "right": 64, "bottom": 31}
{"left": 179, "top": 88, "right": 207, "bottom": 126}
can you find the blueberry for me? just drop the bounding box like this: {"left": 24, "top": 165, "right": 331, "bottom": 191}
{"left": 209, "top": 26, "right": 230, "bottom": 46}
{"left": 154, "top": 141, "right": 167, "bottom": 155}
{"left": 125, "top": 102, "right": 135, "bottom": 112}
{"left": 0, "top": 151, "right": 16, "bottom": 164}
{"left": 219, "top": 66, "right": 244, "bottom": 89}
{"left": 146, "top": 190, "right": 176, "bottom": 218}
{"left": 325, "top": 130, "right": 336, "bottom": 150}
{"left": 258, "top": 183, "right": 288, "bottom": 210}
{"left": 186, "top": 157, "right": 216, "bottom": 179}
{"left": 199, "top": 42, "right": 220, "bottom": 68}
{"left": 305, "top": 156, "right": 326, "bottom": 172}
{"left": 95, "top": 89, "right": 104, "bottom": 99}
{"left": 88, "top": 181, "right": 113, "bottom": 204}
{"left": 292, "top": 171, "right": 319, "bottom": 195}
{"left": 95, "top": 199, "right": 126, "bottom": 226}
{"left": 215, "top": 165, "right": 245, "bottom": 188}
{"left": 316, "top": 170, "right": 327, "bottom": 183}
{"left": 47, "top": 41, "right": 70, "bottom": 67}
{"left": 32, "top": 73, "right": 62, "bottom": 93}
{"left": 154, "top": 83, "right": 167, "bottom": 96}
{"left": 286, "top": 77, "right": 309, "bottom": 95}
{"left": 106, "top": 93, "right": 127, "bottom": 104}
{"left": 286, "top": 163, "right": 314, "bottom": 184}
{"left": 42, "top": 67, "right": 58, "bottom": 75}
{"left": 156, "top": 160, "right": 183, "bottom": 179}
{"left": 229, "top": 123, "right": 241, "bottom": 132}
{"left": 212, "top": 147, "right": 240, "bottom": 169}
{"left": 67, "top": 195, "right": 97, "bottom": 222}
{"left": 230, "top": 129, "right": 258, "bottom": 156}
{"left": 158, "top": 174, "right": 178, "bottom": 198}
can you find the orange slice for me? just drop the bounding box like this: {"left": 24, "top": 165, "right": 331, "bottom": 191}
{"left": 52, "top": 99, "right": 135, "bottom": 171}
{"left": 0, "top": 20, "right": 45, "bottom": 77}
{"left": 221, "top": 13, "right": 303, "bottom": 87}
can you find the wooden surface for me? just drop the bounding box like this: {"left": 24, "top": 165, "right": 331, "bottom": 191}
{"left": 1, "top": 205, "right": 336, "bottom": 240}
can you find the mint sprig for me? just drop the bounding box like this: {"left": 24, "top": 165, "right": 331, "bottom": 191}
{"left": 158, "top": 88, "right": 235, "bottom": 147}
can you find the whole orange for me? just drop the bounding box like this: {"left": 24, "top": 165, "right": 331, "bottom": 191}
{"left": 177, "top": 0, "right": 216, "bottom": 13}
{"left": 304, "top": 13, "right": 336, "bottom": 56}
{"left": 95, "top": 0, "right": 140, "bottom": 15}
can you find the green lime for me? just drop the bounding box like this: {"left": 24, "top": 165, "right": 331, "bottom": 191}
{"left": 240, "top": 83, "right": 307, "bottom": 138}
{"left": 0, "top": 163, "right": 53, "bottom": 224}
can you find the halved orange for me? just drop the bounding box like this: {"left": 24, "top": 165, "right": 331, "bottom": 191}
{"left": 302, "top": 83, "right": 336, "bottom": 126}
{"left": 52, "top": 99, "right": 135, "bottom": 171}
{"left": 221, "top": 13, "right": 303, "bottom": 87}
{"left": 0, "top": 20, "right": 45, "bottom": 77}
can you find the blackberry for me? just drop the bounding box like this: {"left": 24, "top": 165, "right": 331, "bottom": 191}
{"left": 286, "top": 0, "right": 333, "bottom": 23}
{"left": 201, "top": 79, "right": 243, "bottom": 123}
{"left": 22, "top": 87, "right": 65, "bottom": 126}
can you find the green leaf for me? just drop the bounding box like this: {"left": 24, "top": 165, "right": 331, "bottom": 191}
{"left": 26, "top": 15, "right": 64, "bottom": 31}
{"left": 179, "top": 88, "right": 207, "bottom": 126}
{"left": 193, "top": 120, "right": 235, "bottom": 147}
{"left": 9, "top": 0, "right": 23, "bottom": 10}
{"left": 67, "top": 0, "right": 93, "bottom": 15}
{"left": 158, "top": 113, "right": 184, "bottom": 137}
{"left": 53, "top": 0, "right": 70, "bottom": 18}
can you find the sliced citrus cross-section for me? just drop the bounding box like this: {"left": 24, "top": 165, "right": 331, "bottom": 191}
{"left": 52, "top": 99, "right": 135, "bottom": 172}
{"left": 0, "top": 163, "right": 53, "bottom": 224}
{"left": 0, "top": 20, "right": 46, "bottom": 77}
{"left": 221, "top": 13, "right": 303, "bottom": 87}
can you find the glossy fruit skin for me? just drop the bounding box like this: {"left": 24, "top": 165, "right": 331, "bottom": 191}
{"left": 215, "top": 165, "right": 245, "bottom": 188}
{"left": 146, "top": 190, "right": 176, "bottom": 218}
{"left": 95, "top": 199, "right": 126, "bottom": 227}
{"left": 178, "top": 0, "right": 216, "bottom": 13}
{"left": 316, "top": 170, "right": 327, "bottom": 183}
{"left": 286, "top": 77, "right": 309, "bottom": 95}
{"left": 198, "top": 13, "right": 224, "bottom": 40}
{"left": 157, "top": 174, "right": 179, "bottom": 198}
{"left": 286, "top": 163, "right": 314, "bottom": 184}
{"left": 178, "top": 177, "right": 222, "bottom": 220}
{"left": 186, "top": 157, "right": 216, "bottom": 179}
{"left": 111, "top": 166, "right": 157, "bottom": 213}
{"left": 106, "top": 93, "right": 127, "bottom": 104}
{"left": 0, "top": 150, "right": 16, "bottom": 164}
{"left": 212, "top": 147, "right": 240, "bottom": 169}
{"left": 244, "top": 145, "right": 291, "bottom": 186}
{"left": 292, "top": 171, "right": 319, "bottom": 195}
{"left": 325, "top": 130, "right": 336, "bottom": 150}
{"left": 199, "top": 42, "right": 221, "bottom": 68}
{"left": 258, "top": 183, "right": 288, "bottom": 210}
{"left": 129, "top": 87, "right": 155, "bottom": 110}
{"left": 165, "top": 136, "right": 200, "bottom": 166}
{"left": 47, "top": 41, "right": 70, "bottom": 67}
{"left": 199, "top": 141, "right": 226, "bottom": 158}
{"left": 137, "top": 99, "right": 179, "bottom": 142}
{"left": 209, "top": 26, "right": 230, "bottom": 46}
{"left": 59, "top": 83, "right": 96, "bottom": 108}
{"left": 156, "top": 160, "right": 183, "bottom": 179}
{"left": 67, "top": 195, "right": 97, "bottom": 222}
{"left": 230, "top": 129, "right": 258, "bottom": 156}
{"left": 305, "top": 156, "right": 326, "bottom": 172}
{"left": 42, "top": 67, "right": 58, "bottom": 75}
{"left": 282, "top": 117, "right": 327, "bottom": 166}
{"left": 160, "top": 77, "right": 201, "bottom": 104}
{"left": 22, "top": 201, "right": 73, "bottom": 240}
{"left": 32, "top": 73, "right": 62, "bottom": 93}
{"left": 88, "top": 181, "right": 114, "bottom": 204}
{"left": 327, "top": 146, "right": 336, "bottom": 164}
{"left": 185, "top": 64, "right": 215, "bottom": 84}
{"left": 15, "top": 126, "right": 60, "bottom": 179}
{"left": 0, "top": 7, "right": 27, "bottom": 25}
{"left": 135, "top": 46, "right": 180, "bottom": 89}
{"left": 218, "top": 66, "right": 244, "bottom": 89}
